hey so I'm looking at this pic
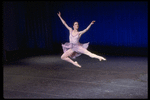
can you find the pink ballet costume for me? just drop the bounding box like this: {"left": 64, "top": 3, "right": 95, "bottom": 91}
{"left": 62, "top": 31, "right": 89, "bottom": 59}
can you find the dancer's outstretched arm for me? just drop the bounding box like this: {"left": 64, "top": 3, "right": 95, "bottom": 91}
{"left": 79, "top": 20, "right": 95, "bottom": 36}
{"left": 57, "top": 11, "right": 72, "bottom": 31}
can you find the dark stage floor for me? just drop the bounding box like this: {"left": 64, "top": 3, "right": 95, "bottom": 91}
{"left": 3, "top": 54, "right": 148, "bottom": 99}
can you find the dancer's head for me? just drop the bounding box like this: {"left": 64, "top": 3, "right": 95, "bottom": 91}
{"left": 73, "top": 21, "right": 79, "bottom": 30}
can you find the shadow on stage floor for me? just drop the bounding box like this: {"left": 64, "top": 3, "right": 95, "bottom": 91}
{"left": 3, "top": 54, "right": 148, "bottom": 99}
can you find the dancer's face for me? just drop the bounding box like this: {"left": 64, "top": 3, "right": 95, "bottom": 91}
{"left": 73, "top": 22, "right": 79, "bottom": 30}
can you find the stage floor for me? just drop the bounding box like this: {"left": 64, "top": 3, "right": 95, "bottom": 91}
{"left": 3, "top": 54, "right": 148, "bottom": 99}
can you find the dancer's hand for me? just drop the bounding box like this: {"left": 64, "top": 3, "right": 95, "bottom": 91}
{"left": 57, "top": 11, "right": 61, "bottom": 17}
{"left": 91, "top": 20, "right": 95, "bottom": 25}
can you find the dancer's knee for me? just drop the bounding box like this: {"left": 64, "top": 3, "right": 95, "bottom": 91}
{"left": 84, "top": 51, "right": 95, "bottom": 58}
{"left": 61, "top": 49, "right": 73, "bottom": 60}
{"left": 90, "top": 53, "right": 95, "bottom": 58}
{"left": 83, "top": 50, "right": 95, "bottom": 58}
{"left": 61, "top": 55, "right": 65, "bottom": 60}
{"left": 61, "top": 55, "right": 69, "bottom": 60}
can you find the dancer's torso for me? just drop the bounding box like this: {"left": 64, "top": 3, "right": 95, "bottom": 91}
{"left": 69, "top": 31, "right": 81, "bottom": 44}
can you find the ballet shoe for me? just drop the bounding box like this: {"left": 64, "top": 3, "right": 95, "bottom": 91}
{"left": 99, "top": 57, "right": 106, "bottom": 61}
{"left": 74, "top": 61, "right": 81, "bottom": 68}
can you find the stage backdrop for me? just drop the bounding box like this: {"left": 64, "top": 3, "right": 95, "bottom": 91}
{"left": 3, "top": 1, "right": 147, "bottom": 56}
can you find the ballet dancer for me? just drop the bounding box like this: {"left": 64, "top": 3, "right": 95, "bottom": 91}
{"left": 57, "top": 11, "right": 106, "bottom": 68}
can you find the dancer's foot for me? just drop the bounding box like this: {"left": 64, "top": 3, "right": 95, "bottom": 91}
{"left": 99, "top": 56, "right": 106, "bottom": 61}
{"left": 74, "top": 61, "right": 81, "bottom": 68}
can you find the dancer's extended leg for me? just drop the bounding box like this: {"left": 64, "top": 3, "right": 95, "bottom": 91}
{"left": 61, "top": 49, "right": 81, "bottom": 67}
{"left": 78, "top": 46, "right": 106, "bottom": 61}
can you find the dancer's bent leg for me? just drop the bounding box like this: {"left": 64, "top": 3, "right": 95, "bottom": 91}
{"left": 61, "top": 49, "right": 81, "bottom": 67}
{"left": 78, "top": 46, "right": 106, "bottom": 61}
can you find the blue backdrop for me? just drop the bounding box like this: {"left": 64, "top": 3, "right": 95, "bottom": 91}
{"left": 3, "top": 1, "right": 148, "bottom": 56}
{"left": 52, "top": 1, "right": 148, "bottom": 47}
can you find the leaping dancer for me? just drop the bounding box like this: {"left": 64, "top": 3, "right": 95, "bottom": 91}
{"left": 57, "top": 11, "right": 106, "bottom": 68}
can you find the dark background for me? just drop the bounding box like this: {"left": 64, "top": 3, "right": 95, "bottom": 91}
{"left": 3, "top": 1, "right": 148, "bottom": 62}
